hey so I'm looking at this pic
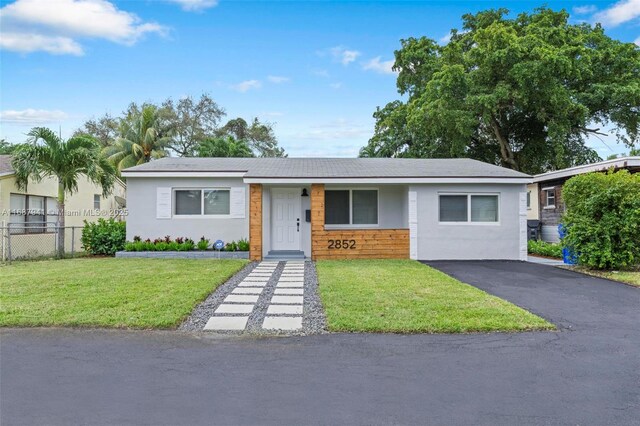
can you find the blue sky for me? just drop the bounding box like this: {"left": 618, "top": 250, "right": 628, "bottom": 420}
{"left": 1, "top": 0, "right": 639, "bottom": 158}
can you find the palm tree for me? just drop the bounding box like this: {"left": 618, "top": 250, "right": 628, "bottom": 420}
{"left": 102, "top": 105, "right": 171, "bottom": 172}
{"left": 11, "top": 127, "right": 116, "bottom": 256}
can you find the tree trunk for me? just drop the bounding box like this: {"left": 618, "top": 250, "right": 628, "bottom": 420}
{"left": 490, "top": 117, "right": 518, "bottom": 170}
{"left": 57, "top": 180, "right": 65, "bottom": 258}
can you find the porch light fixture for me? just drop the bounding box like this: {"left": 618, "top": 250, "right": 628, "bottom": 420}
{"left": 301, "top": 188, "right": 309, "bottom": 197}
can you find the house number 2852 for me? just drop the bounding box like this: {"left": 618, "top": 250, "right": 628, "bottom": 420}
{"left": 328, "top": 239, "right": 356, "bottom": 249}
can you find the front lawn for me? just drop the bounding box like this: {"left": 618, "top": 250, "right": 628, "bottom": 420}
{"left": 316, "top": 260, "right": 554, "bottom": 333}
{"left": 573, "top": 268, "right": 640, "bottom": 288}
{"left": 0, "top": 258, "right": 247, "bottom": 328}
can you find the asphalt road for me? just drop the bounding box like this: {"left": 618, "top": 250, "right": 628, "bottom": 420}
{"left": 2, "top": 261, "right": 639, "bottom": 426}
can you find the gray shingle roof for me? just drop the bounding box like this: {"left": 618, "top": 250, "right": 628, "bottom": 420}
{"left": 0, "top": 155, "right": 14, "bottom": 176}
{"left": 123, "top": 157, "right": 530, "bottom": 179}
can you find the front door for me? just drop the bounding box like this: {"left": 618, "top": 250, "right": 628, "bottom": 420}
{"left": 271, "top": 188, "right": 301, "bottom": 251}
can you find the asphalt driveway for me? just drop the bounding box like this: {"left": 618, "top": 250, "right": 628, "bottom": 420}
{"left": 2, "top": 262, "right": 639, "bottom": 426}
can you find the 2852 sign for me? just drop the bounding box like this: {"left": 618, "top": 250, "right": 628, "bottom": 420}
{"left": 327, "top": 239, "right": 356, "bottom": 249}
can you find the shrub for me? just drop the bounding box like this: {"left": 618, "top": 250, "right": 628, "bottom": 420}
{"left": 562, "top": 170, "right": 640, "bottom": 270}
{"left": 237, "top": 238, "right": 250, "bottom": 251}
{"left": 197, "top": 237, "right": 210, "bottom": 251}
{"left": 225, "top": 241, "right": 238, "bottom": 252}
{"left": 81, "top": 218, "right": 126, "bottom": 256}
{"left": 527, "top": 240, "right": 563, "bottom": 258}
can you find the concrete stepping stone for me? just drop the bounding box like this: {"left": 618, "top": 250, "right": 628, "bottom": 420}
{"left": 214, "top": 304, "right": 255, "bottom": 314}
{"left": 248, "top": 273, "right": 273, "bottom": 278}
{"left": 270, "top": 295, "right": 304, "bottom": 305}
{"left": 276, "top": 282, "right": 303, "bottom": 288}
{"left": 232, "top": 287, "right": 263, "bottom": 295}
{"left": 274, "top": 288, "right": 304, "bottom": 295}
{"left": 204, "top": 316, "right": 248, "bottom": 331}
{"left": 224, "top": 294, "right": 259, "bottom": 303}
{"left": 244, "top": 276, "right": 270, "bottom": 281}
{"left": 238, "top": 281, "right": 267, "bottom": 287}
{"left": 280, "top": 273, "right": 304, "bottom": 277}
{"left": 262, "top": 316, "right": 302, "bottom": 331}
{"left": 278, "top": 276, "right": 305, "bottom": 282}
{"left": 267, "top": 305, "right": 303, "bottom": 315}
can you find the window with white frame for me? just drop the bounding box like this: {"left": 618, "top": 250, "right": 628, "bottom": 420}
{"left": 94, "top": 194, "right": 101, "bottom": 209}
{"left": 439, "top": 194, "right": 499, "bottom": 223}
{"left": 543, "top": 187, "right": 556, "bottom": 208}
{"left": 9, "top": 194, "right": 58, "bottom": 233}
{"left": 325, "top": 189, "right": 378, "bottom": 226}
{"left": 174, "top": 189, "right": 230, "bottom": 216}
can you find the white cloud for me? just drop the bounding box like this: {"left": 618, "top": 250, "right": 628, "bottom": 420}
{"left": 0, "top": 32, "right": 83, "bottom": 55}
{"left": 291, "top": 118, "right": 372, "bottom": 141}
{"left": 310, "top": 69, "right": 330, "bottom": 78}
{"left": 635, "top": 35, "right": 640, "bottom": 46}
{"left": 318, "top": 46, "right": 360, "bottom": 65}
{"left": 362, "top": 56, "right": 396, "bottom": 75}
{"left": 593, "top": 0, "right": 640, "bottom": 26}
{"left": 573, "top": 4, "right": 598, "bottom": 14}
{"left": 439, "top": 33, "right": 452, "bottom": 44}
{"left": 267, "top": 75, "right": 290, "bottom": 84}
{"left": 166, "top": 0, "right": 218, "bottom": 11}
{"left": 0, "top": 109, "right": 69, "bottom": 124}
{"left": 230, "top": 79, "right": 262, "bottom": 93}
{"left": 329, "top": 82, "right": 342, "bottom": 89}
{"left": 261, "top": 111, "right": 284, "bottom": 118}
{"left": 0, "top": 0, "right": 166, "bottom": 55}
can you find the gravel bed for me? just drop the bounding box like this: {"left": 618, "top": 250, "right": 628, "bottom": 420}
{"left": 178, "top": 261, "right": 257, "bottom": 332}
{"left": 179, "top": 260, "right": 328, "bottom": 336}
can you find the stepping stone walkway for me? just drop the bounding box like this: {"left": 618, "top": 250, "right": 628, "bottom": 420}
{"left": 203, "top": 261, "right": 307, "bottom": 333}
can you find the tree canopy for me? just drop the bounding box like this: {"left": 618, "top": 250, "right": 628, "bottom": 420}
{"left": 196, "top": 136, "right": 255, "bottom": 158}
{"left": 76, "top": 93, "right": 286, "bottom": 161}
{"left": 360, "top": 8, "right": 640, "bottom": 174}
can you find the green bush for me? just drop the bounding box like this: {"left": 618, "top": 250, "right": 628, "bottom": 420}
{"left": 81, "top": 218, "right": 126, "bottom": 256}
{"left": 197, "top": 237, "right": 210, "bottom": 251}
{"left": 527, "top": 240, "right": 563, "bottom": 258}
{"left": 562, "top": 170, "right": 640, "bottom": 270}
{"left": 237, "top": 238, "right": 250, "bottom": 251}
{"left": 224, "top": 241, "right": 238, "bottom": 252}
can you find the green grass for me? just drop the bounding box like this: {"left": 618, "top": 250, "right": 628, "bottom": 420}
{"left": 316, "top": 259, "right": 554, "bottom": 333}
{"left": 573, "top": 268, "right": 640, "bottom": 287}
{"left": 0, "top": 258, "right": 247, "bottom": 328}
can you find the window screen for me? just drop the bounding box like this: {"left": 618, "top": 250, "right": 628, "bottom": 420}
{"left": 439, "top": 195, "right": 468, "bottom": 222}
{"left": 175, "top": 190, "right": 201, "bottom": 215}
{"left": 204, "top": 190, "right": 230, "bottom": 215}
{"left": 352, "top": 190, "right": 378, "bottom": 225}
{"left": 325, "top": 190, "right": 350, "bottom": 225}
{"left": 471, "top": 195, "right": 498, "bottom": 222}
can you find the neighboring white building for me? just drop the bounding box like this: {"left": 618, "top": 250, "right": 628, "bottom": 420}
{"left": 122, "top": 157, "right": 531, "bottom": 261}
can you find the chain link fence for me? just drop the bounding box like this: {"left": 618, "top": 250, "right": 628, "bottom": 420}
{"left": 0, "top": 222, "right": 84, "bottom": 263}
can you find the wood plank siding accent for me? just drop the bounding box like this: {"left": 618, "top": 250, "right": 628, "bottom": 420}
{"left": 249, "top": 184, "right": 263, "bottom": 261}
{"left": 310, "top": 183, "right": 410, "bottom": 260}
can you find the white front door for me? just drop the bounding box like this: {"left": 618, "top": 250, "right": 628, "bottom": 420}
{"left": 271, "top": 188, "right": 301, "bottom": 251}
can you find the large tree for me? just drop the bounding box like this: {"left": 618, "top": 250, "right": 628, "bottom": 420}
{"left": 102, "top": 105, "right": 171, "bottom": 172}
{"left": 161, "top": 94, "right": 225, "bottom": 157}
{"left": 73, "top": 114, "right": 119, "bottom": 147}
{"left": 361, "top": 8, "right": 639, "bottom": 174}
{"left": 11, "top": 128, "right": 116, "bottom": 256}
{"left": 196, "top": 136, "right": 254, "bottom": 158}
{"left": 219, "top": 117, "right": 286, "bottom": 157}
{"left": 0, "top": 139, "right": 20, "bottom": 154}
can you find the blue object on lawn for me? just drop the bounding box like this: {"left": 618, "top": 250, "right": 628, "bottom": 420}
{"left": 213, "top": 240, "right": 224, "bottom": 250}
{"left": 558, "top": 224, "right": 577, "bottom": 265}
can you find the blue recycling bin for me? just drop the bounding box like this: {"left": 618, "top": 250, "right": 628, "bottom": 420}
{"left": 557, "top": 224, "right": 578, "bottom": 265}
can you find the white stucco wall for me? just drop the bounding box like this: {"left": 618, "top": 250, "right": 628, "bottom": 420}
{"left": 125, "top": 177, "right": 249, "bottom": 243}
{"left": 410, "top": 183, "right": 526, "bottom": 260}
